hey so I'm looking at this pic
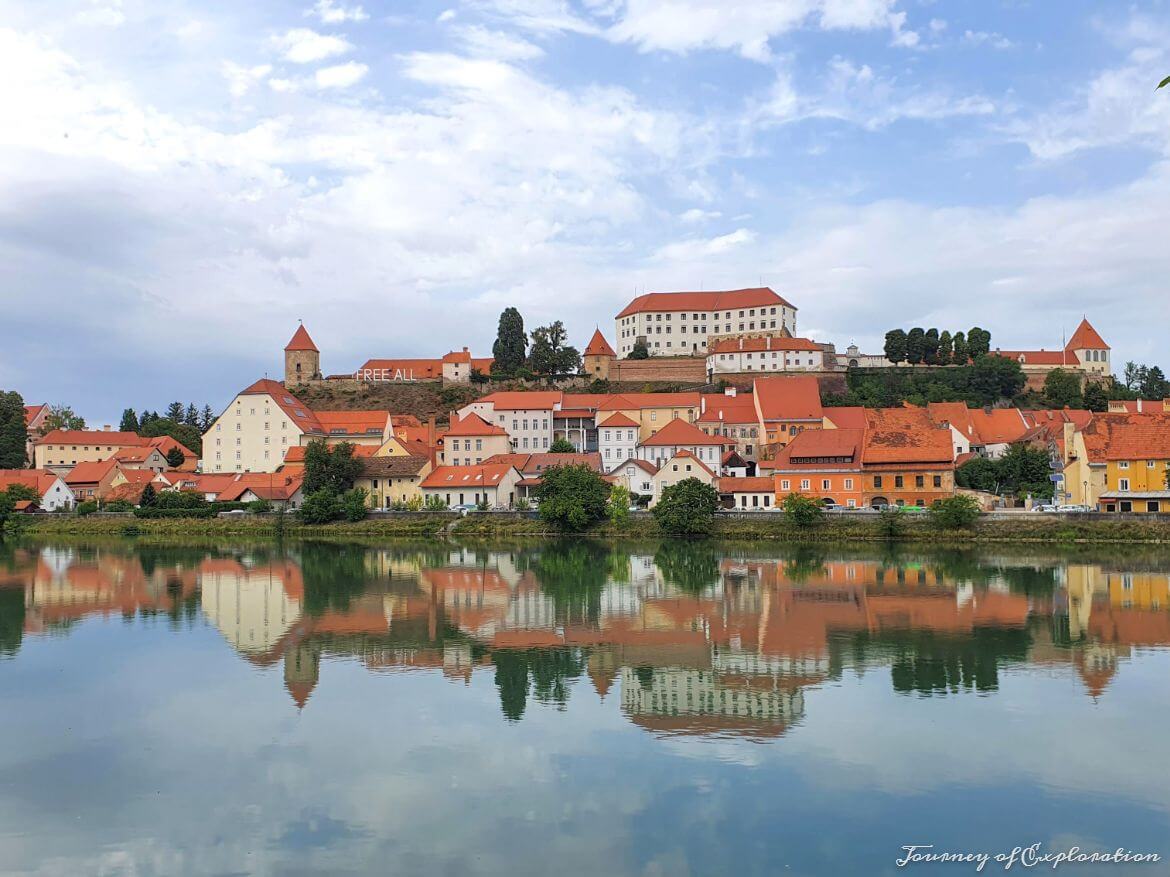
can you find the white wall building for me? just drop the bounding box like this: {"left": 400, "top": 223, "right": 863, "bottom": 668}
{"left": 706, "top": 336, "right": 825, "bottom": 375}
{"left": 598, "top": 413, "right": 640, "bottom": 471}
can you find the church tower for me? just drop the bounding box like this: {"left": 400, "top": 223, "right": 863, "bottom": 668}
{"left": 284, "top": 323, "right": 321, "bottom": 386}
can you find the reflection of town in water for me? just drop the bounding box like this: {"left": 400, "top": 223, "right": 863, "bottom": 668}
{"left": 3, "top": 542, "right": 1169, "bottom": 738}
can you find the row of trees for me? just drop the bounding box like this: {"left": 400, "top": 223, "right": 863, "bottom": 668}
{"left": 883, "top": 328, "right": 992, "bottom": 366}
{"left": 1120, "top": 362, "right": 1170, "bottom": 401}
{"left": 119, "top": 404, "right": 213, "bottom": 458}
{"left": 491, "top": 308, "right": 582, "bottom": 379}
{"left": 827, "top": 354, "right": 1026, "bottom": 408}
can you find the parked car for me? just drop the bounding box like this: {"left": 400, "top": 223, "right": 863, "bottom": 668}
{"left": 1035, "top": 504, "right": 1058, "bottom": 513}
{"left": 1056, "top": 504, "right": 1091, "bottom": 513}
{"left": 451, "top": 503, "right": 479, "bottom": 516}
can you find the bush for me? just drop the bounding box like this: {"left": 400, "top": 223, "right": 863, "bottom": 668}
{"left": 299, "top": 489, "right": 343, "bottom": 524}
{"left": 653, "top": 478, "right": 720, "bottom": 536}
{"left": 536, "top": 465, "right": 610, "bottom": 531}
{"left": 549, "top": 437, "right": 576, "bottom": 453}
{"left": 608, "top": 484, "right": 631, "bottom": 527}
{"left": 424, "top": 494, "right": 448, "bottom": 510}
{"left": 76, "top": 501, "right": 98, "bottom": 517}
{"left": 102, "top": 499, "right": 135, "bottom": 513}
{"left": 248, "top": 499, "right": 273, "bottom": 514}
{"left": 515, "top": 497, "right": 531, "bottom": 511}
{"left": 782, "top": 493, "right": 823, "bottom": 528}
{"left": 878, "top": 506, "right": 905, "bottom": 539}
{"left": 929, "top": 495, "right": 982, "bottom": 530}
{"left": 341, "top": 488, "right": 370, "bottom": 522}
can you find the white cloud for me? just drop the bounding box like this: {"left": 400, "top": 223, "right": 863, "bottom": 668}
{"left": 221, "top": 61, "right": 274, "bottom": 97}
{"left": 437, "top": 9, "right": 457, "bottom": 23}
{"left": 962, "top": 29, "right": 1014, "bottom": 50}
{"left": 269, "top": 27, "right": 353, "bottom": 63}
{"left": 314, "top": 60, "right": 369, "bottom": 89}
{"left": 73, "top": 1, "right": 125, "bottom": 27}
{"left": 306, "top": 0, "right": 369, "bottom": 24}
{"left": 679, "top": 207, "right": 721, "bottom": 223}
{"left": 466, "top": 0, "right": 600, "bottom": 35}
{"left": 453, "top": 25, "right": 545, "bottom": 60}
{"left": 653, "top": 227, "right": 756, "bottom": 260}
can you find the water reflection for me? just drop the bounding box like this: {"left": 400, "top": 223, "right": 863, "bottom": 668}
{"left": 3, "top": 541, "right": 1169, "bottom": 738}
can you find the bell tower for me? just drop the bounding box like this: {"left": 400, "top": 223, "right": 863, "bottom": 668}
{"left": 284, "top": 322, "right": 321, "bottom": 386}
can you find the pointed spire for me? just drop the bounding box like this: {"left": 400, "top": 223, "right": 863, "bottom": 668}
{"left": 285, "top": 323, "right": 319, "bottom": 352}
{"left": 584, "top": 328, "right": 616, "bottom": 358}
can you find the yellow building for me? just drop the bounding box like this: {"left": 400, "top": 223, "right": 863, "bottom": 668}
{"left": 595, "top": 393, "right": 701, "bottom": 441}
{"left": 1062, "top": 413, "right": 1170, "bottom": 511}
{"left": 355, "top": 456, "right": 432, "bottom": 509}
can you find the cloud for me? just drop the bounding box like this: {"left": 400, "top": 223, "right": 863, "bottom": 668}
{"left": 452, "top": 25, "right": 545, "bottom": 60}
{"left": 269, "top": 28, "right": 353, "bottom": 63}
{"left": 73, "top": 1, "right": 125, "bottom": 27}
{"left": 222, "top": 61, "right": 274, "bottom": 97}
{"left": 653, "top": 227, "right": 756, "bottom": 260}
{"left": 314, "top": 61, "right": 369, "bottom": 89}
{"left": 962, "top": 29, "right": 1014, "bottom": 50}
{"left": 679, "top": 207, "right": 721, "bottom": 223}
{"left": 305, "top": 0, "right": 369, "bottom": 24}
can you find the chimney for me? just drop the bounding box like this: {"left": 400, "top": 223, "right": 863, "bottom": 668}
{"left": 1137, "top": 399, "right": 1143, "bottom": 414}
{"left": 103, "top": 425, "right": 112, "bottom": 432}
{"left": 700, "top": 397, "right": 706, "bottom": 415}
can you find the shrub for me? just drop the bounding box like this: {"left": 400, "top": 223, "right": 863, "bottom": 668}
{"left": 878, "top": 506, "right": 905, "bottom": 539}
{"left": 608, "top": 484, "right": 631, "bottom": 527}
{"left": 929, "top": 495, "right": 982, "bottom": 530}
{"left": 102, "top": 499, "right": 135, "bottom": 513}
{"left": 76, "top": 501, "right": 98, "bottom": 516}
{"left": 424, "top": 494, "right": 448, "bottom": 510}
{"left": 653, "top": 478, "right": 720, "bottom": 536}
{"left": 536, "top": 465, "right": 610, "bottom": 531}
{"left": 515, "top": 496, "right": 531, "bottom": 511}
{"left": 299, "top": 489, "right": 343, "bottom": 524}
{"left": 549, "top": 437, "right": 576, "bottom": 453}
{"left": 248, "top": 499, "right": 273, "bottom": 514}
{"left": 782, "top": 493, "right": 823, "bottom": 528}
{"left": 340, "top": 488, "right": 370, "bottom": 522}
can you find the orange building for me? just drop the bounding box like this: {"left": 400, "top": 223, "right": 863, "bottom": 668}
{"left": 862, "top": 408, "right": 956, "bottom": 508}
{"left": 768, "top": 428, "right": 865, "bottom": 509}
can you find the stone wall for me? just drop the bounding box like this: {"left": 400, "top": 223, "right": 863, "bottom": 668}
{"left": 610, "top": 357, "right": 707, "bottom": 383}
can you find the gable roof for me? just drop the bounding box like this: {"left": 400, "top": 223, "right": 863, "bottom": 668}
{"left": 753, "top": 375, "right": 824, "bottom": 422}
{"left": 584, "top": 329, "right": 616, "bottom": 357}
{"left": 862, "top": 409, "right": 954, "bottom": 465}
{"left": 473, "top": 391, "right": 563, "bottom": 410}
{"left": 993, "top": 349, "right": 1080, "bottom": 366}
{"left": 420, "top": 463, "right": 519, "bottom": 489}
{"left": 65, "top": 459, "right": 121, "bottom": 485}
{"left": 968, "top": 408, "right": 1029, "bottom": 446}
{"left": 444, "top": 413, "right": 508, "bottom": 437}
{"left": 697, "top": 393, "right": 758, "bottom": 424}
{"left": 285, "top": 324, "right": 319, "bottom": 352}
{"left": 314, "top": 410, "right": 391, "bottom": 437}
{"left": 824, "top": 406, "right": 868, "bottom": 430}
{"left": 1066, "top": 318, "right": 1109, "bottom": 351}
{"left": 597, "top": 392, "right": 701, "bottom": 411}
{"left": 656, "top": 449, "right": 716, "bottom": 479}
{"left": 771, "top": 428, "right": 864, "bottom": 469}
{"left": 112, "top": 446, "right": 164, "bottom": 464}
{"left": 357, "top": 455, "right": 430, "bottom": 478}
{"left": 1080, "top": 414, "right": 1170, "bottom": 462}
{"left": 598, "top": 412, "right": 640, "bottom": 428}
{"left": 0, "top": 470, "right": 62, "bottom": 497}
{"left": 640, "top": 417, "right": 734, "bottom": 447}
{"left": 24, "top": 404, "right": 47, "bottom": 427}
{"left": 35, "top": 430, "right": 146, "bottom": 447}
{"left": 611, "top": 456, "right": 659, "bottom": 476}
{"left": 239, "top": 379, "right": 322, "bottom": 433}
{"left": 616, "top": 287, "right": 795, "bottom": 319}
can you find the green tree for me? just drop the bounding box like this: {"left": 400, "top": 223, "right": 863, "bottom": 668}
{"left": 1083, "top": 381, "right": 1109, "bottom": 412}
{"left": 937, "top": 330, "right": 953, "bottom": 365}
{"left": 884, "top": 330, "right": 908, "bottom": 364}
{"left": 527, "top": 321, "right": 581, "bottom": 378}
{"left": 929, "top": 495, "right": 982, "bottom": 530}
{"left": 139, "top": 483, "right": 157, "bottom": 508}
{"left": 1123, "top": 361, "right": 1144, "bottom": 392}
{"left": 782, "top": 492, "right": 823, "bottom": 527}
{"left": 298, "top": 488, "right": 343, "bottom": 524}
{"left": 139, "top": 418, "right": 202, "bottom": 457}
{"left": 340, "top": 487, "right": 370, "bottom": 522}
{"left": 200, "top": 405, "right": 216, "bottom": 432}
{"left": 41, "top": 405, "right": 85, "bottom": 433}
{"left": 951, "top": 331, "right": 969, "bottom": 365}
{"left": 549, "top": 437, "right": 576, "bottom": 453}
{"left": 905, "top": 328, "right": 926, "bottom": 365}
{"left": 165, "top": 402, "right": 185, "bottom": 422}
{"left": 183, "top": 404, "right": 200, "bottom": 427}
{"left": 1139, "top": 365, "right": 1169, "bottom": 400}
{"left": 652, "top": 478, "right": 720, "bottom": 536}
{"left": 1043, "top": 369, "right": 1083, "bottom": 409}
{"left": 535, "top": 464, "right": 610, "bottom": 531}
{"left": 627, "top": 338, "right": 650, "bottom": 360}
{"left": 491, "top": 307, "right": 528, "bottom": 376}
{"left": 0, "top": 391, "right": 28, "bottom": 469}
{"left": 968, "top": 355, "right": 1026, "bottom": 405}
{"left": 608, "top": 483, "right": 631, "bottom": 527}
{"left": 967, "top": 327, "right": 992, "bottom": 357}
{"left": 303, "top": 440, "right": 362, "bottom": 496}
{"left": 923, "top": 328, "right": 940, "bottom": 365}
{"left": 996, "top": 444, "right": 1055, "bottom": 501}
{"left": 165, "top": 447, "right": 186, "bottom": 469}
{"left": 119, "top": 408, "right": 139, "bottom": 433}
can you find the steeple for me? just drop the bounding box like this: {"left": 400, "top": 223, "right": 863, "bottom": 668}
{"left": 284, "top": 322, "right": 321, "bottom": 385}
{"left": 285, "top": 322, "right": 319, "bottom": 352}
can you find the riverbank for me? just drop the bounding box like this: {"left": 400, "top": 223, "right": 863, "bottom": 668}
{"left": 18, "top": 510, "right": 1170, "bottom": 544}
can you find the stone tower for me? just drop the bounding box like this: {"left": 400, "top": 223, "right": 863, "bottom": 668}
{"left": 284, "top": 323, "right": 321, "bottom": 386}
{"left": 582, "top": 328, "right": 617, "bottom": 381}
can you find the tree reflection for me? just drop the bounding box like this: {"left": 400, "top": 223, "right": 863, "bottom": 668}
{"left": 300, "top": 544, "right": 373, "bottom": 617}
{"left": 492, "top": 647, "right": 587, "bottom": 722}
{"left": 527, "top": 541, "right": 608, "bottom": 624}
{"left": 654, "top": 540, "right": 720, "bottom": 594}
{"left": 876, "top": 627, "right": 1032, "bottom": 695}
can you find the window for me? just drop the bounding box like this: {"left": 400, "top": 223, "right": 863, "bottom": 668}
{"left": 873, "top": 476, "right": 883, "bottom": 489}
{"left": 933, "top": 475, "right": 942, "bottom": 488}
{"left": 1118, "top": 461, "right": 1129, "bottom": 469}
{"left": 822, "top": 479, "right": 830, "bottom": 490}
{"left": 781, "top": 480, "right": 790, "bottom": 490}
{"left": 894, "top": 475, "right": 904, "bottom": 488}
{"left": 844, "top": 478, "right": 854, "bottom": 490}
{"left": 800, "top": 479, "right": 810, "bottom": 490}
{"left": 915, "top": 475, "right": 924, "bottom": 488}
{"left": 1119, "top": 478, "right": 1130, "bottom": 491}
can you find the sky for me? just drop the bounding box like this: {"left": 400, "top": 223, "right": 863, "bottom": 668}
{"left": 2, "top": 0, "right": 1169, "bottom": 424}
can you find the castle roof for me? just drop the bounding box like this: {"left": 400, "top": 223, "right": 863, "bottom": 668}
{"left": 285, "top": 324, "right": 319, "bottom": 352}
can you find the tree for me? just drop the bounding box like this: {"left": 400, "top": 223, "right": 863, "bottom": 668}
{"left": 905, "top": 328, "right": 926, "bottom": 365}
{"left": 139, "top": 418, "right": 202, "bottom": 457}
{"left": 200, "top": 405, "right": 216, "bottom": 432}
{"left": 922, "top": 328, "right": 940, "bottom": 365}
{"left": 469, "top": 367, "right": 489, "bottom": 385}
{"left": 1123, "top": 361, "right": 1143, "bottom": 391}
{"left": 951, "top": 331, "right": 969, "bottom": 365}
{"left": 165, "top": 402, "right": 185, "bottom": 422}
{"left": 968, "top": 355, "right": 1026, "bottom": 405}
{"left": 782, "top": 493, "right": 823, "bottom": 527}
{"left": 491, "top": 307, "right": 528, "bottom": 376}
{"left": 883, "top": 330, "right": 908, "bottom": 365}
{"left": 139, "top": 483, "right": 157, "bottom": 508}
{"left": 549, "top": 437, "right": 576, "bottom": 453}
{"left": 41, "top": 405, "right": 85, "bottom": 433}
{"left": 652, "top": 478, "right": 720, "bottom": 536}
{"left": 298, "top": 488, "right": 343, "bottom": 524}
{"left": 535, "top": 465, "right": 610, "bottom": 531}
{"left": 1139, "top": 365, "right": 1169, "bottom": 400}
{"left": 0, "top": 391, "right": 28, "bottom": 469}
{"left": 303, "top": 440, "right": 362, "bottom": 496}
{"left": 165, "top": 448, "right": 186, "bottom": 469}
{"left": 929, "top": 495, "right": 981, "bottom": 530}
{"left": 937, "top": 330, "right": 953, "bottom": 365}
{"left": 119, "top": 408, "right": 140, "bottom": 433}
{"left": 967, "top": 327, "right": 992, "bottom": 357}
{"left": 608, "top": 484, "right": 631, "bottom": 527}
{"left": 1083, "top": 382, "right": 1109, "bottom": 412}
{"left": 627, "top": 338, "right": 650, "bottom": 360}
{"left": 527, "top": 321, "right": 581, "bottom": 378}
{"left": 1043, "top": 369, "right": 1083, "bottom": 409}
{"left": 340, "top": 487, "right": 370, "bottom": 522}
{"left": 184, "top": 404, "right": 200, "bottom": 427}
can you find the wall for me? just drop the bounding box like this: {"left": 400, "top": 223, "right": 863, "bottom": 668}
{"left": 610, "top": 357, "right": 707, "bottom": 383}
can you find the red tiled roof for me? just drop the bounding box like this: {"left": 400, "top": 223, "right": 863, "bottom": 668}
{"left": 772, "top": 429, "right": 863, "bottom": 469}
{"left": 697, "top": 393, "right": 758, "bottom": 424}
{"left": 664, "top": 449, "right": 716, "bottom": 478}
{"left": 598, "top": 392, "right": 700, "bottom": 411}
{"left": 707, "top": 336, "right": 820, "bottom": 354}
{"left": 474, "top": 391, "right": 563, "bottom": 410}
{"left": 719, "top": 476, "right": 775, "bottom": 493}
{"left": 282, "top": 444, "right": 377, "bottom": 463}
{"left": 314, "top": 410, "right": 391, "bottom": 436}
{"left": 239, "top": 379, "right": 323, "bottom": 433}
{"left": 285, "top": 324, "right": 319, "bottom": 352}
{"left": 23, "top": 404, "right": 47, "bottom": 427}
{"left": 146, "top": 435, "right": 198, "bottom": 461}
{"left": 863, "top": 409, "right": 954, "bottom": 465}
{"left": 560, "top": 393, "right": 611, "bottom": 409}
{"left": 641, "top": 418, "right": 734, "bottom": 447}
{"left": 968, "top": 409, "right": 1029, "bottom": 446}
{"left": 1066, "top": 318, "right": 1109, "bottom": 351}
{"left": 612, "top": 456, "right": 659, "bottom": 475}
{"left": 583, "top": 329, "right": 616, "bottom": 358}
{"left": 112, "top": 446, "right": 162, "bottom": 464}
{"left": 753, "top": 375, "right": 823, "bottom": 422}
{"left": 616, "top": 287, "right": 795, "bottom": 319}
{"left": 0, "top": 470, "right": 61, "bottom": 496}
{"left": 824, "top": 406, "right": 868, "bottom": 430}
{"left": 35, "top": 430, "right": 146, "bottom": 447}
{"left": 444, "top": 413, "right": 508, "bottom": 437}
{"left": 1080, "top": 414, "right": 1170, "bottom": 462}
{"left": 64, "top": 459, "right": 121, "bottom": 485}
{"left": 599, "top": 412, "right": 640, "bottom": 428}
{"left": 420, "top": 464, "right": 518, "bottom": 488}
{"left": 992, "top": 350, "right": 1080, "bottom": 366}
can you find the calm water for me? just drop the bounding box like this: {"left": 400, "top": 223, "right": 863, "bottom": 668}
{"left": 1, "top": 540, "right": 1168, "bottom": 877}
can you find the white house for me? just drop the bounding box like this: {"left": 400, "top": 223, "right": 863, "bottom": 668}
{"left": 0, "top": 470, "right": 73, "bottom": 511}
{"left": 648, "top": 451, "right": 717, "bottom": 507}
{"left": 458, "top": 391, "right": 563, "bottom": 454}
{"left": 637, "top": 418, "right": 733, "bottom": 477}
{"left": 419, "top": 463, "right": 523, "bottom": 509}
{"left": 598, "top": 412, "right": 640, "bottom": 471}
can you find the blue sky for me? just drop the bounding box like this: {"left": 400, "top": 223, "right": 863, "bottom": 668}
{"left": 2, "top": 0, "right": 1169, "bottom": 422}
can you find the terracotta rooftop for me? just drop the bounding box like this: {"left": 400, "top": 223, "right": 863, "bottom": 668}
{"left": 863, "top": 409, "right": 954, "bottom": 465}
{"left": 753, "top": 375, "right": 824, "bottom": 422}
{"left": 1066, "top": 318, "right": 1109, "bottom": 351}
{"left": 474, "top": 391, "right": 563, "bottom": 410}
{"left": 35, "top": 430, "right": 146, "bottom": 447}
{"left": 285, "top": 324, "right": 319, "bottom": 352}
{"left": 584, "top": 329, "right": 616, "bottom": 358}
{"left": 443, "top": 413, "right": 507, "bottom": 438}
{"left": 697, "top": 392, "right": 758, "bottom": 424}
{"left": 641, "top": 418, "right": 734, "bottom": 447}
{"left": 772, "top": 428, "right": 864, "bottom": 468}
{"left": 616, "top": 287, "right": 796, "bottom": 319}
{"left": 599, "top": 412, "right": 640, "bottom": 428}
{"left": 358, "top": 456, "right": 430, "bottom": 478}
